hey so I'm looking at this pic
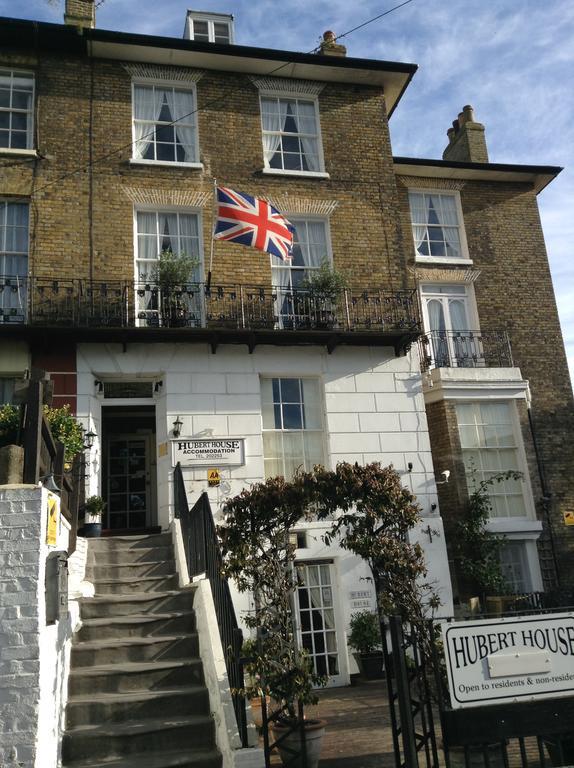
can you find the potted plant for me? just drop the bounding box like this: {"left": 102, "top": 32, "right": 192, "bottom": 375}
{"left": 83, "top": 495, "right": 106, "bottom": 538}
{"left": 152, "top": 250, "right": 199, "bottom": 327}
{"left": 348, "top": 610, "right": 385, "bottom": 680}
{"left": 298, "top": 259, "right": 348, "bottom": 329}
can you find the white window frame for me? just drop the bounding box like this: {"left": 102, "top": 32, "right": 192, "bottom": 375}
{"left": 186, "top": 13, "right": 234, "bottom": 44}
{"left": 456, "top": 400, "right": 536, "bottom": 521}
{"left": 133, "top": 206, "right": 204, "bottom": 327}
{"left": 260, "top": 376, "right": 328, "bottom": 480}
{"left": 0, "top": 69, "right": 35, "bottom": 153}
{"left": 408, "top": 188, "right": 471, "bottom": 265}
{"left": 0, "top": 199, "right": 29, "bottom": 323}
{"left": 130, "top": 79, "right": 202, "bottom": 169}
{"left": 259, "top": 91, "right": 328, "bottom": 179}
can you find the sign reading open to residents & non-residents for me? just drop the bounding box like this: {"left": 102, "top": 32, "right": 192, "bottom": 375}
{"left": 442, "top": 613, "right": 574, "bottom": 708}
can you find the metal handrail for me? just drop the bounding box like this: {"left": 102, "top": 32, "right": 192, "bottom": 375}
{"left": 173, "top": 465, "right": 248, "bottom": 746}
{"left": 419, "top": 329, "right": 513, "bottom": 370}
{"left": 0, "top": 276, "right": 421, "bottom": 333}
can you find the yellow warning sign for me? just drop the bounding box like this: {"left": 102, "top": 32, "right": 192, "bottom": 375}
{"left": 564, "top": 511, "right": 574, "bottom": 526}
{"left": 46, "top": 494, "right": 59, "bottom": 546}
{"left": 208, "top": 468, "right": 221, "bottom": 487}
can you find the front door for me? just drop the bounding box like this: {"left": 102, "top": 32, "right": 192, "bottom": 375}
{"left": 105, "top": 433, "right": 153, "bottom": 531}
{"left": 295, "top": 561, "right": 344, "bottom": 686}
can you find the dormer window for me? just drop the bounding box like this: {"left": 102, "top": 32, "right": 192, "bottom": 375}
{"left": 185, "top": 11, "right": 234, "bottom": 44}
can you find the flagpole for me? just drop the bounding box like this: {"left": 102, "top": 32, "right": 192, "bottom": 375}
{"left": 207, "top": 178, "right": 217, "bottom": 294}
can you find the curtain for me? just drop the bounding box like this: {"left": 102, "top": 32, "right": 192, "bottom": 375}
{"left": 133, "top": 86, "right": 163, "bottom": 159}
{"left": 408, "top": 193, "right": 427, "bottom": 253}
{"left": 440, "top": 195, "right": 461, "bottom": 257}
{"left": 305, "top": 221, "right": 327, "bottom": 269}
{"left": 261, "top": 98, "right": 287, "bottom": 166}
{"left": 297, "top": 101, "right": 320, "bottom": 171}
{"left": 164, "top": 89, "right": 196, "bottom": 162}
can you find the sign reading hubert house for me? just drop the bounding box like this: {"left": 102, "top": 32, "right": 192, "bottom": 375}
{"left": 172, "top": 438, "right": 245, "bottom": 467}
{"left": 442, "top": 613, "right": 574, "bottom": 708}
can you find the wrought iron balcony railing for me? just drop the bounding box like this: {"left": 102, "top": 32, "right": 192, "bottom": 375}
{"left": 0, "top": 276, "right": 421, "bottom": 335}
{"left": 419, "top": 329, "right": 514, "bottom": 371}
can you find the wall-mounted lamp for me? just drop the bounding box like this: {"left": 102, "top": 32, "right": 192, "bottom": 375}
{"left": 94, "top": 380, "right": 103, "bottom": 393}
{"left": 84, "top": 429, "right": 96, "bottom": 450}
{"left": 436, "top": 469, "right": 450, "bottom": 485}
{"left": 407, "top": 462, "right": 413, "bottom": 473}
{"left": 172, "top": 416, "right": 183, "bottom": 438}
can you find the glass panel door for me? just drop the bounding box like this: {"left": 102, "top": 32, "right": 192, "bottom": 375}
{"left": 421, "top": 284, "right": 470, "bottom": 367}
{"left": 106, "top": 435, "right": 151, "bottom": 530}
{"left": 295, "top": 562, "right": 342, "bottom": 686}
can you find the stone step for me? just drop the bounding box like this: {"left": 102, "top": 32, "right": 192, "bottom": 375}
{"left": 87, "top": 546, "right": 175, "bottom": 565}
{"left": 88, "top": 560, "right": 177, "bottom": 581}
{"left": 80, "top": 591, "right": 192, "bottom": 619}
{"left": 61, "top": 715, "right": 216, "bottom": 763}
{"left": 71, "top": 634, "right": 199, "bottom": 667}
{"left": 77, "top": 612, "right": 196, "bottom": 642}
{"left": 93, "top": 574, "right": 180, "bottom": 594}
{"left": 65, "top": 686, "right": 210, "bottom": 728}
{"left": 63, "top": 747, "right": 222, "bottom": 768}
{"left": 88, "top": 533, "right": 172, "bottom": 551}
{"left": 69, "top": 659, "right": 204, "bottom": 696}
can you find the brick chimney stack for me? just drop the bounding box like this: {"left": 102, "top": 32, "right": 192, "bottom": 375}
{"left": 442, "top": 104, "right": 488, "bottom": 164}
{"left": 64, "top": 0, "right": 95, "bottom": 29}
{"left": 318, "top": 30, "right": 347, "bottom": 57}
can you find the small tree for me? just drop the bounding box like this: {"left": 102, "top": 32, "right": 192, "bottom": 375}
{"left": 218, "top": 462, "right": 436, "bottom": 721}
{"left": 454, "top": 469, "right": 523, "bottom": 597}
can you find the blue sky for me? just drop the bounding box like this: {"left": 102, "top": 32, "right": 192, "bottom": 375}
{"left": 3, "top": 0, "right": 573, "bottom": 387}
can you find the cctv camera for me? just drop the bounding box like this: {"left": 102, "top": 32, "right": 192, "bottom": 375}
{"left": 441, "top": 470, "right": 450, "bottom": 481}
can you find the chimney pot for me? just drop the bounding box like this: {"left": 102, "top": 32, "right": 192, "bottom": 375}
{"left": 318, "top": 29, "right": 347, "bottom": 57}
{"left": 443, "top": 104, "right": 488, "bottom": 163}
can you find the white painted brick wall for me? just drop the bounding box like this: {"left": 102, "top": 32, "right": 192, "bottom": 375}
{"left": 0, "top": 486, "right": 74, "bottom": 768}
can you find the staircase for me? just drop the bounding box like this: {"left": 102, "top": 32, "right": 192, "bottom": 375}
{"left": 62, "top": 532, "right": 222, "bottom": 768}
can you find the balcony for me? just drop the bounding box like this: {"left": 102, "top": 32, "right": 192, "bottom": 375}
{"left": 0, "top": 277, "right": 421, "bottom": 354}
{"left": 419, "top": 329, "right": 514, "bottom": 371}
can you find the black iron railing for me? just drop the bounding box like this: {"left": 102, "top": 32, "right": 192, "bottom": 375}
{"left": 0, "top": 276, "right": 420, "bottom": 334}
{"left": 419, "top": 329, "right": 513, "bottom": 370}
{"left": 173, "top": 465, "right": 248, "bottom": 746}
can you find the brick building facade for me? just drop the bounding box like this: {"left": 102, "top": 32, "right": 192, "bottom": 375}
{"left": 0, "top": 0, "right": 572, "bottom": 642}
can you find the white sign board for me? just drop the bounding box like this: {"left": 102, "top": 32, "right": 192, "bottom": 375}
{"left": 172, "top": 438, "right": 245, "bottom": 467}
{"left": 442, "top": 613, "right": 574, "bottom": 708}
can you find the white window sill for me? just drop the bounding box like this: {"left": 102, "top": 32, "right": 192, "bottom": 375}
{"left": 485, "top": 518, "right": 543, "bottom": 536}
{"left": 129, "top": 159, "right": 204, "bottom": 170}
{"left": 0, "top": 148, "right": 38, "bottom": 158}
{"left": 261, "top": 168, "right": 330, "bottom": 180}
{"left": 415, "top": 256, "right": 473, "bottom": 266}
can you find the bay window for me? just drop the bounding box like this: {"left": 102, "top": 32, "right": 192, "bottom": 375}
{"left": 456, "top": 401, "right": 529, "bottom": 518}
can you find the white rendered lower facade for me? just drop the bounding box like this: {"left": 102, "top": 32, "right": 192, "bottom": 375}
{"left": 75, "top": 341, "right": 454, "bottom": 683}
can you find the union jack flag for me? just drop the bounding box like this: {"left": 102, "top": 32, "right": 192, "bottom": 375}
{"left": 213, "top": 186, "right": 294, "bottom": 262}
